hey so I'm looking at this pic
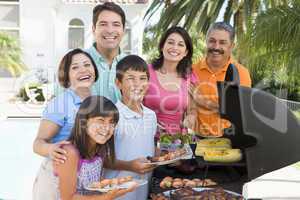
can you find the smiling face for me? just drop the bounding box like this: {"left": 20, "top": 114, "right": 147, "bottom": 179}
{"left": 87, "top": 115, "right": 116, "bottom": 145}
{"left": 68, "top": 53, "right": 96, "bottom": 90}
{"left": 92, "top": 10, "right": 124, "bottom": 53}
{"left": 116, "top": 69, "right": 149, "bottom": 103}
{"left": 206, "top": 29, "right": 234, "bottom": 68}
{"left": 162, "top": 33, "right": 188, "bottom": 63}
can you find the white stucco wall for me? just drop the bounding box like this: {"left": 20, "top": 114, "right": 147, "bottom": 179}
{"left": 19, "top": 1, "right": 149, "bottom": 76}
{"left": 123, "top": 4, "right": 148, "bottom": 55}
{"left": 54, "top": 3, "right": 94, "bottom": 66}
{"left": 20, "top": 0, "right": 58, "bottom": 70}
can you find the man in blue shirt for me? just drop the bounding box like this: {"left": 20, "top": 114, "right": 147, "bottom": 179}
{"left": 86, "top": 2, "right": 127, "bottom": 103}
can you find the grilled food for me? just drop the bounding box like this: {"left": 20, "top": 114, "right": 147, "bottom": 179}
{"left": 159, "top": 177, "right": 217, "bottom": 189}
{"left": 196, "top": 138, "right": 232, "bottom": 156}
{"left": 203, "top": 148, "right": 242, "bottom": 163}
{"left": 170, "top": 187, "right": 243, "bottom": 200}
{"left": 89, "top": 176, "right": 133, "bottom": 189}
{"left": 147, "top": 148, "right": 187, "bottom": 163}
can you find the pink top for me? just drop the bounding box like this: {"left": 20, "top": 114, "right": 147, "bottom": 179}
{"left": 144, "top": 64, "right": 197, "bottom": 134}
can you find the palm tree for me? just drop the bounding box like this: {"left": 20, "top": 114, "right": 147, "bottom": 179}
{"left": 239, "top": 0, "right": 300, "bottom": 100}
{"left": 0, "top": 32, "right": 26, "bottom": 76}
{"left": 144, "top": 0, "right": 288, "bottom": 40}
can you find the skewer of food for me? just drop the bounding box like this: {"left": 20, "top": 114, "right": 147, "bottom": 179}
{"left": 159, "top": 176, "right": 217, "bottom": 189}
{"left": 170, "top": 187, "right": 243, "bottom": 200}
{"left": 151, "top": 187, "right": 243, "bottom": 200}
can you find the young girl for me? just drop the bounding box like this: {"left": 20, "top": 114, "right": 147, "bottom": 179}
{"left": 54, "top": 95, "right": 135, "bottom": 199}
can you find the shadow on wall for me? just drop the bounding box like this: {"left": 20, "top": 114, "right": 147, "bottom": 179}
{"left": 0, "top": 68, "right": 13, "bottom": 77}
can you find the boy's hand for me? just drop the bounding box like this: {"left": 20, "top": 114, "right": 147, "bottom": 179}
{"left": 130, "top": 158, "right": 156, "bottom": 174}
{"left": 48, "top": 140, "right": 70, "bottom": 164}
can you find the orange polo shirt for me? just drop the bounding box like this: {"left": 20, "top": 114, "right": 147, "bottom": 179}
{"left": 192, "top": 57, "right": 251, "bottom": 137}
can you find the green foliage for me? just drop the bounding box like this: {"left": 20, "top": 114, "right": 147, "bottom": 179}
{"left": 0, "top": 32, "right": 26, "bottom": 76}
{"left": 144, "top": 0, "right": 286, "bottom": 41}
{"left": 238, "top": 0, "right": 300, "bottom": 101}
{"left": 293, "top": 110, "right": 300, "bottom": 121}
{"left": 142, "top": 25, "right": 160, "bottom": 62}
{"left": 17, "top": 83, "right": 45, "bottom": 102}
{"left": 144, "top": 0, "right": 227, "bottom": 35}
{"left": 159, "top": 132, "right": 197, "bottom": 145}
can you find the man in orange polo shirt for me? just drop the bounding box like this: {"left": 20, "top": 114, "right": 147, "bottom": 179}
{"left": 191, "top": 22, "right": 251, "bottom": 137}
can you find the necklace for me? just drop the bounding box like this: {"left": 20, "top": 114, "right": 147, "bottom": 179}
{"left": 159, "top": 67, "right": 168, "bottom": 74}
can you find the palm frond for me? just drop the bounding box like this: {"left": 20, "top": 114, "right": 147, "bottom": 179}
{"left": 0, "top": 32, "right": 26, "bottom": 76}
{"left": 144, "top": 0, "right": 164, "bottom": 22}
{"left": 247, "top": 3, "right": 300, "bottom": 71}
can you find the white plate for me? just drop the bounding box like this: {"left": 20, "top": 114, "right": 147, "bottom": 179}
{"left": 163, "top": 187, "right": 242, "bottom": 197}
{"left": 85, "top": 179, "right": 147, "bottom": 193}
{"left": 150, "top": 145, "right": 193, "bottom": 166}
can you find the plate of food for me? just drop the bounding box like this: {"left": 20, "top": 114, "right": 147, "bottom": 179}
{"left": 85, "top": 176, "right": 147, "bottom": 193}
{"left": 147, "top": 145, "right": 193, "bottom": 166}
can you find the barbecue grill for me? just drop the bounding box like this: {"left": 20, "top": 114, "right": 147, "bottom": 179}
{"left": 217, "top": 82, "right": 300, "bottom": 180}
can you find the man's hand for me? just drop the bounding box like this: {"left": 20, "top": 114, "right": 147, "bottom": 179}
{"left": 48, "top": 140, "right": 70, "bottom": 164}
{"left": 183, "top": 113, "right": 197, "bottom": 130}
{"left": 129, "top": 158, "right": 156, "bottom": 174}
{"left": 188, "top": 83, "right": 219, "bottom": 111}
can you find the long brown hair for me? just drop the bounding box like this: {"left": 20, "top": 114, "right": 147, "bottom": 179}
{"left": 68, "top": 96, "right": 119, "bottom": 164}
{"left": 152, "top": 26, "right": 193, "bottom": 79}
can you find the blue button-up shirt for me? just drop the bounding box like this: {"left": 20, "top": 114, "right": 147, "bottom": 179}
{"left": 86, "top": 44, "right": 126, "bottom": 103}
{"left": 42, "top": 89, "right": 82, "bottom": 143}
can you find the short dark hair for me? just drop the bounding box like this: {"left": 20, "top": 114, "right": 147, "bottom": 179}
{"left": 152, "top": 26, "right": 193, "bottom": 79}
{"left": 69, "top": 96, "right": 119, "bottom": 164}
{"left": 116, "top": 55, "right": 149, "bottom": 82}
{"left": 58, "top": 48, "right": 99, "bottom": 88}
{"left": 207, "top": 22, "right": 235, "bottom": 43}
{"left": 92, "top": 2, "right": 126, "bottom": 28}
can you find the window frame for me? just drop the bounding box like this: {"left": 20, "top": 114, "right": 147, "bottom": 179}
{"left": 0, "top": 0, "right": 20, "bottom": 37}
{"left": 68, "top": 18, "right": 85, "bottom": 49}
{"left": 121, "top": 24, "right": 132, "bottom": 54}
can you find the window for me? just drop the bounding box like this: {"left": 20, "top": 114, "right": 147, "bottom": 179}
{"left": 120, "top": 26, "right": 131, "bottom": 54}
{"left": 68, "top": 18, "right": 84, "bottom": 49}
{"left": 0, "top": 0, "right": 19, "bottom": 38}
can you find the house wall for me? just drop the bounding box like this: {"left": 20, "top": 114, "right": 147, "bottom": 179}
{"left": 19, "top": 0, "right": 149, "bottom": 81}
{"left": 20, "top": 0, "right": 58, "bottom": 70}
